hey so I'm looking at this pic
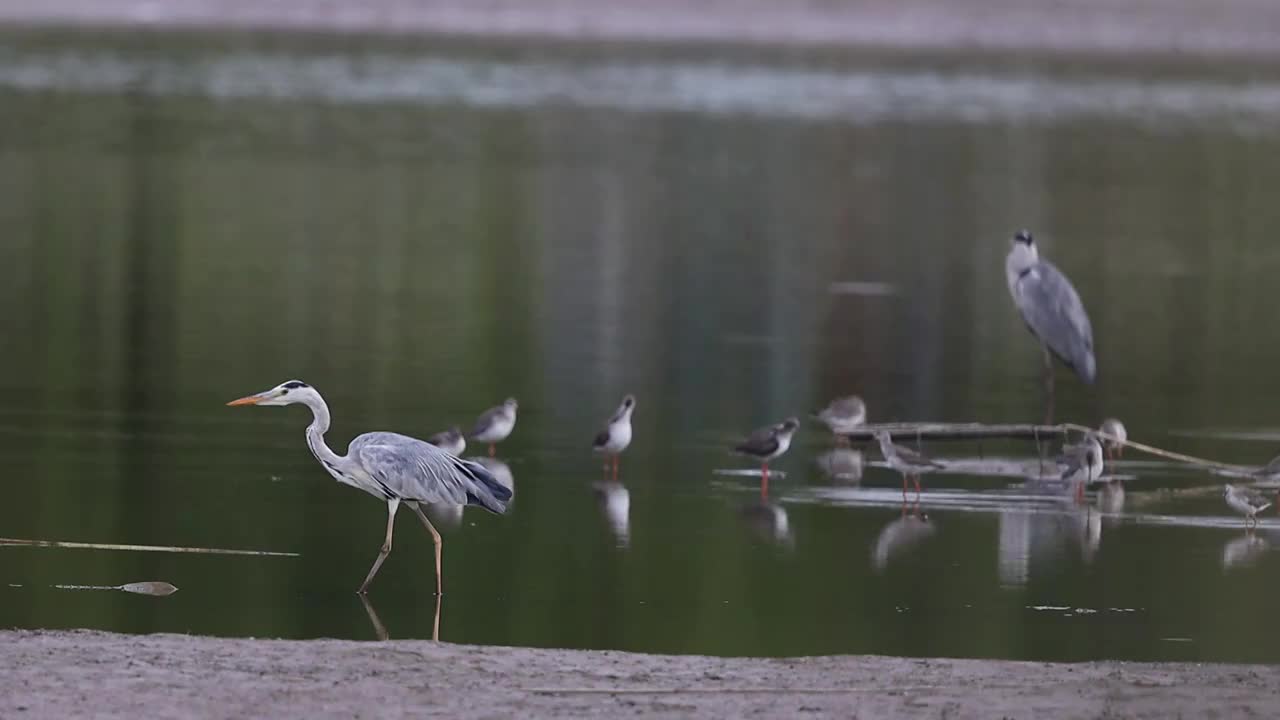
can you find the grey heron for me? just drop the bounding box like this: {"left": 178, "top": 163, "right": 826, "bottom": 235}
{"left": 873, "top": 431, "right": 943, "bottom": 500}
{"left": 227, "top": 380, "right": 512, "bottom": 595}
{"left": 1224, "top": 484, "right": 1272, "bottom": 530}
{"left": 592, "top": 394, "right": 635, "bottom": 478}
{"left": 812, "top": 395, "right": 867, "bottom": 441}
{"left": 734, "top": 417, "right": 800, "bottom": 499}
{"left": 469, "top": 398, "right": 518, "bottom": 456}
{"left": 1099, "top": 418, "right": 1127, "bottom": 460}
{"left": 1005, "top": 230, "right": 1097, "bottom": 392}
{"left": 426, "top": 426, "right": 466, "bottom": 456}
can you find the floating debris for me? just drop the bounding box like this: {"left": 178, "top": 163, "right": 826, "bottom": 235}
{"left": 52, "top": 581, "right": 179, "bottom": 596}
{"left": 0, "top": 537, "right": 298, "bottom": 557}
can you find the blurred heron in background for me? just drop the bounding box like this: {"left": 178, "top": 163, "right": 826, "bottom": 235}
{"left": 1005, "top": 230, "right": 1096, "bottom": 420}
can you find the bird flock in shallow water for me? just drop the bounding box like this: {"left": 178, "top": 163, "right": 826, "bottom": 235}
{"left": 227, "top": 230, "right": 1270, "bottom": 595}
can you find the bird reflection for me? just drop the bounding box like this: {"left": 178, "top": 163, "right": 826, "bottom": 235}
{"left": 871, "top": 503, "right": 934, "bottom": 572}
{"left": 1222, "top": 532, "right": 1270, "bottom": 571}
{"left": 359, "top": 592, "right": 441, "bottom": 642}
{"left": 421, "top": 457, "right": 515, "bottom": 531}
{"left": 740, "top": 501, "right": 793, "bottom": 548}
{"left": 816, "top": 448, "right": 864, "bottom": 483}
{"left": 593, "top": 481, "right": 630, "bottom": 549}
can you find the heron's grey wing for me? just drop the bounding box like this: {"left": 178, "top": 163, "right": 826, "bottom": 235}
{"left": 1014, "top": 261, "right": 1096, "bottom": 383}
{"left": 352, "top": 433, "right": 511, "bottom": 514}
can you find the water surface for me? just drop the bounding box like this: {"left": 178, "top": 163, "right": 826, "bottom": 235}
{"left": 2, "top": 28, "right": 1280, "bottom": 662}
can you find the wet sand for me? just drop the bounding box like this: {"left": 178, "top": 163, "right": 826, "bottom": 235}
{"left": 4, "top": 629, "right": 1279, "bottom": 718}
{"left": 2, "top": 0, "right": 1280, "bottom": 58}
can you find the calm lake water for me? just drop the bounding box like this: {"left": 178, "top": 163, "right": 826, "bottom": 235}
{"left": 3, "top": 27, "right": 1280, "bottom": 662}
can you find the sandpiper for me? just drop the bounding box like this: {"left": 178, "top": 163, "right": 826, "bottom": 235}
{"left": 813, "top": 395, "right": 867, "bottom": 441}
{"left": 734, "top": 417, "right": 800, "bottom": 499}
{"left": 873, "top": 431, "right": 943, "bottom": 500}
{"left": 1099, "top": 418, "right": 1127, "bottom": 460}
{"left": 426, "top": 426, "right": 466, "bottom": 456}
{"left": 592, "top": 394, "right": 635, "bottom": 478}
{"left": 1224, "top": 484, "right": 1272, "bottom": 530}
{"left": 469, "top": 398, "right": 518, "bottom": 456}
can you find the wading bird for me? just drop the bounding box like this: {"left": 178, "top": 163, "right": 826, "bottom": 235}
{"left": 813, "top": 395, "right": 867, "bottom": 441}
{"left": 426, "top": 426, "right": 466, "bottom": 456}
{"left": 1099, "top": 418, "right": 1127, "bottom": 460}
{"left": 1224, "top": 484, "right": 1272, "bottom": 530}
{"left": 734, "top": 417, "right": 800, "bottom": 499}
{"left": 227, "top": 381, "right": 512, "bottom": 595}
{"left": 1059, "top": 433, "right": 1104, "bottom": 503}
{"left": 592, "top": 394, "right": 635, "bottom": 478}
{"left": 1005, "top": 231, "right": 1097, "bottom": 405}
{"left": 873, "top": 431, "right": 943, "bottom": 500}
{"left": 469, "top": 398, "right": 518, "bottom": 456}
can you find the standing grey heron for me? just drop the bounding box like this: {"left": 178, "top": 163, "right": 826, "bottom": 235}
{"left": 469, "top": 398, "right": 518, "bottom": 456}
{"left": 1005, "top": 231, "right": 1097, "bottom": 405}
{"left": 813, "top": 395, "right": 867, "bottom": 442}
{"left": 426, "top": 426, "right": 466, "bottom": 456}
{"left": 734, "top": 417, "right": 800, "bottom": 499}
{"left": 873, "top": 431, "right": 943, "bottom": 500}
{"left": 227, "top": 380, "right": 512, "bottom": 595}
{"left": 592, "top": 394, "right": 635, "bottom": 478}
{"left": 1224, "top": 484, "right": 1272, "bottom": 530}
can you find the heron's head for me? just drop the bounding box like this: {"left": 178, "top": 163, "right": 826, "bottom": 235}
{"left": 1008, "top": 229, "right": 1039, "bottom": 266}
{"left": 226, "top": 380, "right": 315, "bottom": 408}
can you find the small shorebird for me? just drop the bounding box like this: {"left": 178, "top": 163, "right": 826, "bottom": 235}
{"left": 1059, "top": 433, "right": 1104, "bottom": 503}
{"left": 592, "top": 394, "right": 635, "bottom": 478}
{"left": 469, "top": 398, "right": 518, "bottom": 456}
{"left": 734, "top": 417, "right": 800, "bottom": 499}
{"left": 1224, "top": 484, "right": 1272, "bottom": 530}
{"left": 1006, "top": 230, "right": 1097, "bottom": 386}
{"left": 813, "top": 395, "right": 867, "bottom": 441}
{"left": 1099, "top": 418, "right": 1127, "bottom": 460}
{"left": 426, "top": 426, "right": 466, "bottom": 456}
{"left": 873, "top": 431, "right": 943, "bottom": 500}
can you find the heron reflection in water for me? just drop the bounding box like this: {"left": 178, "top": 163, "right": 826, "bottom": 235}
{"left": 1005, "top": 230, "right": 1096, "bottom": 422}
{"left": 226, "top": 381, "right": 512, "bottom": 596}
{"left": 359, "top": 593, "right": 441, "bottom": 642}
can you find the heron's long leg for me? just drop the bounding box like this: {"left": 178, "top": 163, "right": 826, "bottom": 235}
{"left": 359, "top": 593, "right": 390, "bottom": 641}
{"left": 411, "top": 503, "right": 444, "bottom": 597}
{"left": 359, "top": 498, "right": 400, "bottom": 594}
{"left": 431, "top": 588, "right": 442, "bottom": 642}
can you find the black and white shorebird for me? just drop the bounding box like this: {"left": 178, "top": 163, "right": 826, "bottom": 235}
{"left": 592, "top": 394, "right": 635, "bottom": 478}
{"left": 873, "top": 431, "right": 944, "bottom": 500}
{"left": 1058, "top": 433, "right": 1104, "bottom": 503}
{"left": 1099, "top": 418, "right": 1127, "bottom": 460}
{"left": 426, "top": 426, "right": 466, "bottom": 456}
{"left": 469, "top": 398, "right": 518, "bottom": 457}
{"left": 1224, "top": 484, "right": 1272, "bottom": 530}
{"left": 734, "top": 417, "right": 800, "bottom": 499}
{"left": 1005, "top": 230, "right": 1097, "bottom": 387}
{"left": 813, "top": 395, "right": 867, "bottom": 442}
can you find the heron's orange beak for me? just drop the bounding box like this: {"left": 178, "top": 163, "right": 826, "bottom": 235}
{"left": 226, "top": 394, "right": 265, "bottom": 407}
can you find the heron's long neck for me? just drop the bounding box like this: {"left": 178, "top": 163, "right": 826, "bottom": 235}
{"left": 302, "top": 394, "right": 347, "bottom": 473}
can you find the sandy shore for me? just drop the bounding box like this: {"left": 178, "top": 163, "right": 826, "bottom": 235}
{"left": 2, "top": 0, "right": 1280, "bottom": 58}
{"left": 3, "top": 629, "right": 1279, "bottom": 718}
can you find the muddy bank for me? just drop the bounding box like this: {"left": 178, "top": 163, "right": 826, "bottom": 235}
{"left": 3, "top": 629, "right": 1278, "bottom": 718}
{"left": 2, "top": 0, "right": 1280, "bottom": 58}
